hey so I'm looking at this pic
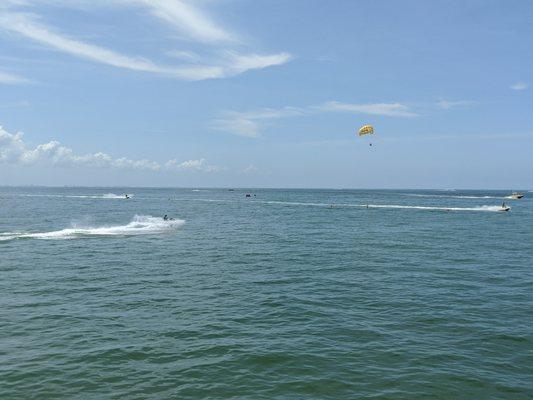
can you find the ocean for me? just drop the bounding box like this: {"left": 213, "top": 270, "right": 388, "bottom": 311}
{"left": 1, "top": 187, "right": 532, "bottom": 399}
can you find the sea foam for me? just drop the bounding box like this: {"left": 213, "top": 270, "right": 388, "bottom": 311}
{"left": 12, "top": 193, "right": 131, "bottom": 199}
{"left": 0, "top": 215, "right": 184, "bottom": 241}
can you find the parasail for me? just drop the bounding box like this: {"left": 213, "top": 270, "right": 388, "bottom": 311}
{"left": 358, "top": 125, "right": 374, "bottom": 136}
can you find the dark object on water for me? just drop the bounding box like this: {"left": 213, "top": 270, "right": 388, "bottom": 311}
{"left": 245, "top": 194, "right": 251, "bottom": 198}
{"left": 509, "top": 192, "right": 524, "bottom": 199}
{"left": 125, "top": 194, "right": 130, "bottom": 199}
{"left": 229, "top": 189, "right": 235, "bottom": 191}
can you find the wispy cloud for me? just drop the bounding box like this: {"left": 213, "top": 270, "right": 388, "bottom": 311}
{"left": 165, "top": 49, "right": 200, "bottom": 61}
{"left": 165, "top": 158, "right": 222, "bottom": 172}
{"left": 213, "top": 107, "right": 305, "bottom": 137}
{"left": 137, "top": 0, "right": 235, "bottom": 43}
{"left": 318, "top": 101, "right": 418, "bottom": 117}
{"left": 436, "top": 99, "right": 474, "bottom": 109}
{"left": 0, "top": 125, "right": 221, "bottom": 172}
{"left": 223, "top": 51, "right": 293, "bottom": 75}
{"left": 510, "top": 82, "right": 527, "bottom": 91}
{"left": 0, "top": 68, "right": 30, "bottom": 84}
{"left": 213, "top": 117, "right": 262, "bottom": 138}
{"left": 0, "top": 13, "right": 229, "bottom": 80}
{"left": 242, "top": 164, "right": 259, "bottom": 174}
{"left": 0, "top": 2, "right": 292, "bottom": 80}
{"left": 214, "top": 101, "right": 418, "bottom": 137}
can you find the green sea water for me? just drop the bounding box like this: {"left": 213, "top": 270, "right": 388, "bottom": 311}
{"left": 1, "top": 187, "right": 532, "bottom": 399}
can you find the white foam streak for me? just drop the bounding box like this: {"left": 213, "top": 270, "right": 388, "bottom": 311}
{"left": 403, "top": 193, "right": 501, "bottom": 199}
{"left": 179, "top": 198, "right": 509, "bottom": 212}
{"left": 364, "top": 204, "right": 507, "bottom": 212}
{"left": 0, "top": 215, "right": 184, "bottom": 241}
{"left": 9, "top": 193, "right": 132, "bottom": 199}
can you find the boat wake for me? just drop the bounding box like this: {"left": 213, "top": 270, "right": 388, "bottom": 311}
{"left": 403, "top": 193, "right": 501, "bottom": 199}
{"left": 101, "top": 193, "right": 132, "bottom": 199}
{"left": 0, "top": 215, "right": 184, "bottom": 241}
{"left": 256, "top": 200, "right": 506, "bottom": 212}
{"left": 9, "top": 193, "right": 132, "bottom": 199}
{"left": 363, "top": 204, "right": 507, "bottom": 212}
{"left": 173, "top": 198, "right": 508, "bottom": 212}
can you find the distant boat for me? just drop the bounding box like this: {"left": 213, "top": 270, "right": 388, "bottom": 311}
{"left": 245, "top": 194, "right": 251, "bottom": 198}
{"left": 508, "top": 192, "right": 524, "bottom": 199}
{"left": 228, "top": 189, "right": 235, "bottom": 191}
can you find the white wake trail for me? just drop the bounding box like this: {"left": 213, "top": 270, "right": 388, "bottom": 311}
{"left": 0, "top": 215, "right": 184, "bottom": 241}
{"left": 403, "top": 193, "right": 501, "bottom": 199}
{"left": 363, "top": 204, "right": 508, "bottom": 212}
{"left": 10, "top": 193, "right": 132, "bottom": 199}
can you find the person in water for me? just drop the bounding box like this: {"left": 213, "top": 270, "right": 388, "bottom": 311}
{"left": 502, "top": 202, "right": 507, "bottom": 209}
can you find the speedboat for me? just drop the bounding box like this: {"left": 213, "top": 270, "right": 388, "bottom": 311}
{"left": 508, "top": 192, "right": 524, "bottom": 199}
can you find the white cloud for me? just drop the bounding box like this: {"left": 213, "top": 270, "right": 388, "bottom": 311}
{"left": 0, "top": 13, "right": 229, "bottom": 80}
{"left": 224, "top": 51, "right": 293, "bottom": 75}
{"left": 0, "top": 2, "right": 292, "bottom": 80}
{"left": 137, "top": 0, "right": 235, "bottom": 43}
{"left": 242, "top": 164, "right": 258, "bottom": 174}
{"left": 510, "top": 82, "right": 527, "bottom": 91}
{"left": 0, "top": 69, "right": 30, "bottom": 84}
{"left": 0, "top": 125, "right": 220, "bottom": 172}
{"left": 165, "top": 49, "right": 200, "bottom": 61}
{"left": 213, "top": 107, "right": 305, "bottom": 138}
{"left": 213, "top": 117, "right": 262, "bottom": 138}
{"left": 165, "top": 158, "right": 222, "bottom": 172}
{"left": 213, "top": 101, "right": 418, "bottom": 137}
{"left": 318, "top": 101, "right": 418, "bottom": 117}
{"left": 2, "top": 0, "right": 236, "bottom": 43}
{"left": 437, "top": 100, "right": 474, "bottom": 109}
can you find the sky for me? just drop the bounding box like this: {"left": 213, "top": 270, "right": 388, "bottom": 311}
{"left": 0, "top": 0, "right": 532, "bottom": 189}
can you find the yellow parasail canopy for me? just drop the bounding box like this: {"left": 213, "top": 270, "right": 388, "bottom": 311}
{"left": 358, "top": 125, "right": 374, "bottom": 136}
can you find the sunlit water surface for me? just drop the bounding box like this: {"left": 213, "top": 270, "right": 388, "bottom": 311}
{"left": 1, "top": 187, "right": 532, "bottom": 399}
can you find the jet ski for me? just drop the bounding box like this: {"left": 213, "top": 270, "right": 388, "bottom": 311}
{"left": 508, "top": 192, "right": 524, "bottom": 199}
{"left": 499, "top": 206, "right": 511, "bottom": 212}
{"left": 124, "top": 194, "right": 130, "bottom": 199}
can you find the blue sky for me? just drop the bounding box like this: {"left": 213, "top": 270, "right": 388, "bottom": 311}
{"left": 0, "top": 0, "right": 531, "bottom": 188}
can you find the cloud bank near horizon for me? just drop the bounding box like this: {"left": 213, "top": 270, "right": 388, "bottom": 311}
{"left": 0, "top": 125, "right": 221, "bottom": 173}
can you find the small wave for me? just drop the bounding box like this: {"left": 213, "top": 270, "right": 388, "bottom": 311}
{"left": 0, "top": 215, "right": 184, "bottom": 241}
